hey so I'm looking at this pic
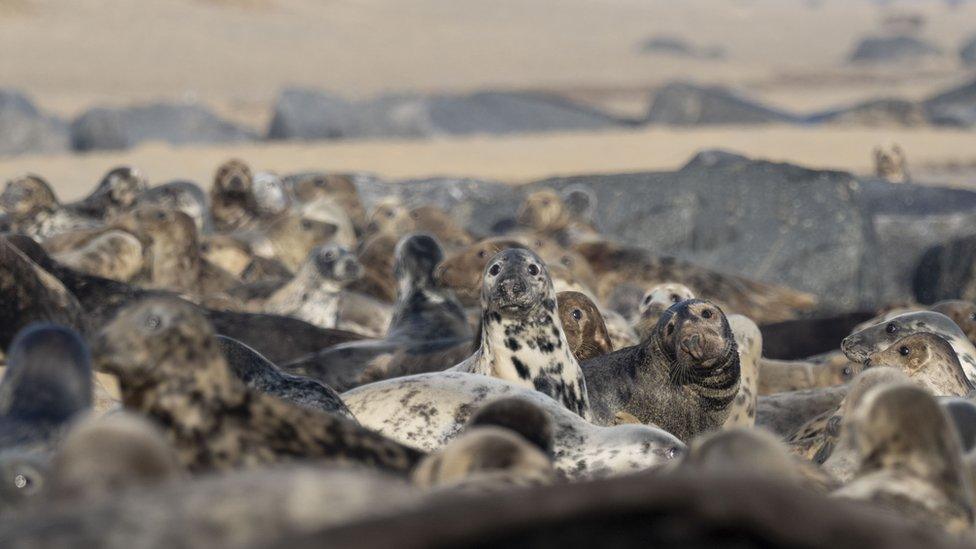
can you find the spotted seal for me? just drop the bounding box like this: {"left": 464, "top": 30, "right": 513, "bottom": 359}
{"left": 632, "top": 282, "right": 696, "bottom": 340}
{"left": 342, "top": 371, "right": 683, "bottom": 480}
{"left": 842, "top": 311, "right": 976, "bottom": 385}
{"left": 556, "top": 291, "right": 612, "bottom": 361}
{"left": 450, "top": 248, "right": 589, "bottom": 418}
{"left": 92, "top": 297, "right": 422, "bottom": 474}
{"left": 723, "top": 314, "right": 761, "bottom": 428}
{"left": 51, "top": 229, "right": 143, "bottom": 282}
{"left": 582, "top": 299, "right": 740, "bottom": 441}
{"left": 265, "top": 244, "right": 391, "bottom": 337}
{"left": 68, "top": 166, "right": 148, "bottom": 222}
{"left": 0, "top": 174, "right": 99, "bottom": 240}
{"left": 865, "top": 333, "right": 974, "bottom": 396}
{"left": 133, "top": 180, "right": 212, "bottom": 234}
{"left": 292, "top": 173, "right": 368, "bottom": 235}
{"left": 282, "top": 234, "right": 472, "bottom": 391}
{"left": 832, "top": 383, "right": 975, "bottom": 535}
{"left": 217, "top": 335, "right": 355, "bottom": 419}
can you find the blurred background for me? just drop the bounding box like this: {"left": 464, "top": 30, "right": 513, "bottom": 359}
{"left": 1, "top": 0, "right": 974, "bottom": 194}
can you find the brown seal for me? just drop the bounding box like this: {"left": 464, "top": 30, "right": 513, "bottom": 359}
{"left": 210, "top": 159, "right": 259, "bottom": 232}
{"left": 92, "top": 297, "right": 422, "bottom": 474}
{"left": 556, "top": 291, "right": 612, "bottom": 361}
{"left": 51, "top": 230, "right": 143, "bottom": 282}
{"left": 0, "top": 174, "right": 99, "bottom": 240}
{"left": 582, "top": 299, "right": 740, "bottom": 442}
{"left": 69, "top": 166, "right": 148, "bottom": 222}
{"left": 865, "top": 333, "right": 974, "bottom": 397}
{"left": 833, "top": 382, "right": 975, "bottom": 535}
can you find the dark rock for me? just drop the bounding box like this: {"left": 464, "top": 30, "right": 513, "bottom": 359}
{"left": 962, "top": 35, "right": 976, "bottom": 66}
{"left": 807, "top": 98, "right": 930, "bottom": 127}
{"left": 268, "top": 88, "right": 624, "bottom": 141}
{"left": 646, "top": 83, "right": 799, "bottom": 125}
{"left": 70, "top": 103, "right": 254, "bottom": 152}
{"left": 848, "top": 35, "right": 943, "bottom": 64}
{"left": 923, "top": 77, "right": 976, "bottom": 127}
{"left": 0, "top": 90, "right": 70, "bottom": 156}
{"left": 638, "top": 36, "right": 725, "bottom": 59}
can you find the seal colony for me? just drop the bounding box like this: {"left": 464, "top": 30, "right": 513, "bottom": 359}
{"left": 1, "top": 160, "right": 975, "bottom": 545}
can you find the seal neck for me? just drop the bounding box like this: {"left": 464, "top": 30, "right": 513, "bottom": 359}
{"left": 475, "top": 299, "right": 591, "bottom": 420}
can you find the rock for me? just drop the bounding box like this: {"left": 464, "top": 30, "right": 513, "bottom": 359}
{"left": 848, "top": 35, "right": 943, "bottom": 64}
{"left": 637, "top": 36, "right": 725, "bottom": 59}
{"left": 923, "top": 77, "right": 976, "bottom": 127}
{"left": 808, "top": 98, "right": 930, "bottom": 127}
{"left": 646, "top": 83, "right": 799, "bottom": 125}
{"left": 960, "top": 35, "right": 976, "bottom": 66}
{"left": 71, "top": 103, "right": 254, "bottom": 152}
{"left": 0, "top": 90, "right": 70, "bottom": 156}
{"left": 268, "top": 88, "right": 624, "bottom": 141}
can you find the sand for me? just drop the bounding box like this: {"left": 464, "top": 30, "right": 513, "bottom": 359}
{"left": 0, "top": 0, "right": 974, "bottom": 195}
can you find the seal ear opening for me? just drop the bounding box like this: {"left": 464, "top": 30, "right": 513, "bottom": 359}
{"left": 0, "top": 324, "right": 92, "bottom": 423}
{"left": 468, "top": 397, "right": 554, "bottom": 457}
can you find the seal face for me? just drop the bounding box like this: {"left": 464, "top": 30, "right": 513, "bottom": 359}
{"left": 70, "top": 166, "right": 148, "bottom": 221}
{"left": 1, "top": 175, "right": 99, "bottom": 239}
{"left": 210, "top": 159, "right": 258, "bottom": 232}
{"left": 864, "top": 333, "right": 973, "bottom": 396}
{"left": 556, "top": 291, "right": 612, "bottom": 361}
{"left": 833, "top": 383, "right": 975, "bottom": 535}
{"left": 842, "top": 311, "right": 976, "bottom": 385}
{"left": 452, "top": 248, "right": 590, "bottom": 419}
{"left": 633, "top": 283, "right": 696, "bottom": 340}
{"left": 583, "top": 299, "right": 740, "bottom": 442}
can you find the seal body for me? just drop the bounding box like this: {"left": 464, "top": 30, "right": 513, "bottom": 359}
{"left": 842, "top": 311, "right": 976, "bottom": 384}
{"left": 583, "top": 299, "right": 740, "bottom": 442}
{"left": 723, "top": 314, "right": 761, "bottom": 428}
{"left": 342, "top": 371, "right": 683, "bottom": 480}
{"left": 557, "top": 291, "right": 612, "bottom": 361}
{"left": 451, "top": 248, "right": 590, "bottom": 418}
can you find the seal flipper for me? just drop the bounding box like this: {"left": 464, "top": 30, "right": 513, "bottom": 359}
{"left": 0, "top": 324, "right": 92, "bottom": 424}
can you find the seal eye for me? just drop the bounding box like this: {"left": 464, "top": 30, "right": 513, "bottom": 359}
{"left": 323, "top": 251, "right": 334, "bottom": 261}
{"left": 410, "top": 211, "right": 419, "bottom": 219}
{"left": 571, "top": 309, "right": 582, "bottom": 321}
{"left": 153, "top": 210, "right": 167, "bottom": 221}
{"left": 385, "top": 210, "right": 395, "bottom": 219}
{"left": 643, "top": 296, "right": 652, "bottom": 305}
{"left": 528, "top": 264, "right": 540, "bottom": 276}
{"left": 300, "top": 219, "right": 313, "bottom": 230}
{"left": 477, "top": 250, "right": 486, "bottom": 259}
{"left": 145, "top": 315, "right": 162, "bottom": 331}
{"left": 886, "top": 323, "right": 897, "bottom": 334}
{"left": 670, "top": 294, "right": 681, "bottom": 303}
{"left": 899, "top": 346, "right": 910, "bottom": 356}
{"left": 701, "top": 309, "right": 713, "bottom": 319}
{"left": 970, "top": 312, "right": 976, "bottom": 321}
{"left": 560, "top": 256, "right": 572, "bottom": 267}
{"left": 842, "top": 366, "right": 852, "bottom": 379}
{"left": 488, "top": 264, "right": 501, "bottom": 276}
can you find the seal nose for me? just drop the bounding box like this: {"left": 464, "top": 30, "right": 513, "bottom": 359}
{"left": 680, "top": 333, "right": 706, "bottom": 361}
{"left": 228, "top": 176, "right": 245, "bottom": 191}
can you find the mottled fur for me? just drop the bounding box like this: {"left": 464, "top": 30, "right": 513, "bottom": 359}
{"left": 865, "top": 333, "right": 973, "bottom": 397}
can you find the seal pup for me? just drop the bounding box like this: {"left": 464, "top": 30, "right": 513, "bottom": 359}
{"left": 931, "top": 300, "right": 976, "bottom": 347}
{"left": 573, "top": 240, "right": 818, "bottom": 324}
{"left": 282, "top": 234, "right": 473, "bottom": 391}
{"left": 842, "top": 310, "right": 976, "bottom": 384}
{"left": 92, "top": 297, "right": 422, "bottom": 474}
{"left": 343, "top": 371, "right": 684, "bottom": 480}
{"left": 632, "top": 282, "right": 696, "bottom": 340}
{"left": 833, "top": 383, "right": 974, "bottom": 535}
{"left": 265, "top": 244, "right": 392, "bottom": 337}
{"left": 49, "top": 412, "right": 181, "bottom": 501}
{"left": 210, "top": 159, "right": 259, "bottom": 232}
{"left": 516, "top": 187, "right": 601, "bottom": 246}
{"left": 450, "top": 248, "right": 590, "bottom": 418}
{"left": 557, "top": 291, "right": 612, "bottom": 361}
{"left": 757, "top": 353, "right": 861, "bottom": 395}
{"left": 68, "top": 166, "right": 148, "bottom": 222}
{"left": 133, "top": 180, "right": 212, "bottom": 234}
{"left": 292, "top": 173, "right": 368, "bottom": 235}
{"left": 0, "top": 325, "right": 92, "bottom": 513}
{"left": 864, "top": 333, "right": 974, "bottom": 396}
{"left": 582, "top": 299, "right": 740, "bottom": 442}
{"left": 252, "top": 171, "right": 291, "bottom": 219}
{"left": 678, "top": 428, "right": 837, "bottom": 493}
{"left": 217, "top": 335, "right": 355, "bottom": 419}
{"left": 0, "top": 174, "right": 99, "bottom": 240}
{"left": 723, "top": 314, "right": 761, "bottom": 428}
{"left": 0, "top": 238, "right": 88, "bottom": 351}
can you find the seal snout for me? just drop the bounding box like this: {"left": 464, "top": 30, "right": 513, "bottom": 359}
{"left": 680, "top": 333, "right": 706, "bottom": 361}
{"left": 841, "top": 335, "right": 867, "bottom": 362}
